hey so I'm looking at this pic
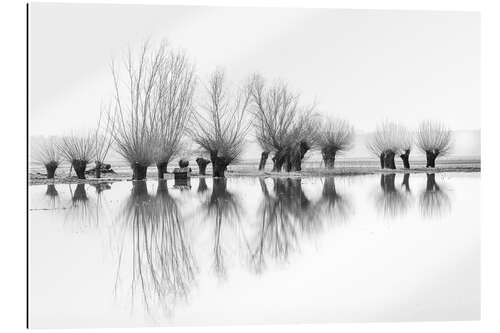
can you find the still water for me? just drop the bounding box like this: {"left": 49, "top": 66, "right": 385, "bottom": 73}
{"left": 29, "top": 173, "right": 480, "bottom": 328}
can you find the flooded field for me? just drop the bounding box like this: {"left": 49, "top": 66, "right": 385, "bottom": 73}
{"left": 28, "top": 173, "right": 480, "bottom": 328}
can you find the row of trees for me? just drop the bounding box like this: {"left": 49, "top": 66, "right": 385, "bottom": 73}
{"left": 33, "top": 41, "right": 453, "bottom": 180}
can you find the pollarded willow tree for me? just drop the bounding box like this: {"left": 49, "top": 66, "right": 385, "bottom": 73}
{"left": 111, "top": 41, "right": 178, "bottom": 180}
{"left": 249, "top": 74, "right": 316, "bottom": 172}
{"left": 367, "top": 121, "right": 412, "bottom": 169}
{"left": 314, "top": 117, "right": 354, "bottom": 169}
{"left": 92, "top": 104, "right": 115, "bottom": 178}
{"left": 416, "top": 120, "right": 452, "bottom": 168}
{"left": 57, "top": 133, "right": 96, "bottom": 179}
{"left": 152, "top": 50, "right": 196, "bottom": 179}
{"left": 33, "top": 136, "right": 61, "bottom": 179}
{"left": 190, "top": 69, "right": 251, "bottom": 178}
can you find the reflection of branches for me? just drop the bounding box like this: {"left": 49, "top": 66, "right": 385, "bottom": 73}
{"left": 419, "top": 173, "right": 451, "bottom": 219}
{"left": 203, "top": 178, "right": 243, "bottom": 280}
{"left": 251, "top": 178, "right": 317, "bottom": 273}
{"left": 117, "top": 180, "right": 196, "bottom": 318}
{"left": 314, "top": 177, "right": 352, "bottom": 221}
{"left": 375, "top": 174, "right": 411, "bottom": 218}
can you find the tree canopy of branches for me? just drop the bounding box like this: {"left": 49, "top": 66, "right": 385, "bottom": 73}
{"left": 152, "top": 50, "right": 196, "bottom": 178}
{"left": 416, "top": 120, "right": 452, "bottom": 168}
{"left": 190, "top": 69, "right": 250, "bottom": 178}
{"left": 57, "top": 133, "right": 96, "bottom": 179}
{"left": 367, "top": 121, "right": 412, "bottom": 169}
{"left": 33, "top": 136, "right": 61, "bottom": 179}
{"left": 111, "top": 41, "right": 172, "bottom": 180}
{"left": 249, "top": 74, "right": 317, "bottom": 172}
{"left": 314, "top": 117, "right": 354, "bottom": 169}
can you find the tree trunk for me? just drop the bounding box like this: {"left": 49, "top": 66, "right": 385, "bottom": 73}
{"left": 258, "top": 151, "right": 269, "bottom": 171}
{"left": 72, "top": 160, "right": 87, "bottom": 179}
{"left": 272, "top": 150, "right": 287, "bottom": 172}
{"left": 95, "top": 161, "right": 102, "bottom": 179}
{"left": 425, "top": 151, "right": 437, "bottom": 168}
{"left": 400, "top": 150, "right": 410, "bottom": 169}
{"left": 379, "top": 153, "right": 385, "bottom": 169}
{"left": 290, "top": 141, "right": 310, "bottom": 171}
{"left": 157, "top": 162, "right": 167, "bottom": 179}
{"left": 322, "top": 148, "right": 337, "bottom": 169}
{"left": 210, "top": 152, "right": 229, "bottom": 178}
{"left": 383, "top": 151, "right": 396, "bottom": 169}
{"left": 44, "top": 161, "right": 58, "bottom": 179}
{"left": 196, "top": 157, "right": 210, "bottom": 175}
{"left": 132, "top": 162, "right": 148, "bottom": 180}
{"left": 402, "top": 173, "right": 410, "bottom": 192}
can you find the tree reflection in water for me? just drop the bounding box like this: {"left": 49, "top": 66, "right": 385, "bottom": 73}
{"left": 65, "top": 183, "right": 97, "bottom": 228}
{"left": 419, "top": 173, "right": 451, "bottom": 218}
{"left": 375, "top": 174, "right": 411, "bottom": 218}
{"left": 116, "top": 180, "right": 196, "bottom": 318}
{"left": 202, "top": 178, "right": 245, "bottom": 280}
{"left": 45, "top": 184, "right": 60, "bottom": 209}
{"left": 251, "top": 178, "right": 319, "bottom": 273}
{"left": 314, "top": 177, "right": 352, "bottom": 221}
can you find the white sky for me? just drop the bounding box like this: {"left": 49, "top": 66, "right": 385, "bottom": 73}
{"left": 29, "top": 4, "right": 480, "bottom": 136}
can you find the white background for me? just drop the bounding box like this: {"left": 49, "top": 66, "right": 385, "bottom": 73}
{"left": 0, "top": 0, "right": 498, "bottom": 332}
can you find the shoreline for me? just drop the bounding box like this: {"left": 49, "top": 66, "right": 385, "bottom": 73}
{"left": 29, "top": 165, "right": 481, "bottom": 186}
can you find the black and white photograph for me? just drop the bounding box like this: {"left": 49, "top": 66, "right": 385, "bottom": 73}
{"left": 23, "top": 1, "right": 486, "bottom": 330}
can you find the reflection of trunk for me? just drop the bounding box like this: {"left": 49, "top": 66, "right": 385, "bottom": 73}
{"left": 156, "top": 162, "right": 168, "bottom": 179}
{"left": 322, "top": 177, "right": 338, "bottom": 198}
{"left": 210, "top": 152, "right": 229, "bottom": 178}
{"left": 426, "top": 173, "right": 438, "bottom": 191}
{"left": 402, "top": 173, "right": 410, "bottom": 192}
{"left": 258, "top": 151, "right": 269, "bottom": 171}
{"left": 95, "top": 161, "right": 102, "bottom": 179}
{"left": 156, "top": 179, "right": 168, "bottom": 196}
{"left": 379, "top": 153, "right": 385, "bottom": 169}
{"left": 321, "top": 147, "right": 337, "bottom": 169}
{"left": 196, "top": 158, "right": 210, "bottom": 175}
{"left": 45, "top": 184, "right": 58, "bottom": 197}
{"left": 72, "top": 183, "right": 88, "bottom": 202}
{"left": 45, "top": 161, "right": 58, "bottom": 179}
{"left": 131, "top": 180, "right": 149, "bottom": 198}
{"left": 425, "top": 151, "right": 437, "bottom": 168}
{"left": 132, "top": 163, "right": 148, "bottom": 180}
{"left": 72, "top": 159, "right": 87, "bottom": 179}
{"left": 400, "top": 150, "right": 410, "bottom": 169}
{"left": 383, "top": 151, "right": 396, "bottom": 169}
{"left": 380, "top": 173, "right": 396, "bottom": 192}
{"left": 197, "top": 178, "right": 208, "bottom": 193}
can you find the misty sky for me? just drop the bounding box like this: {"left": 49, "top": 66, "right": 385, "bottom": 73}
{"left": 30, "top": 4, "right": 480, "bottom": 137}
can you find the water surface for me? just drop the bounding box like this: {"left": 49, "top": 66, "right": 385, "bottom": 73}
{"left": 29, "top": 173, "right": 480, "bottom": 328}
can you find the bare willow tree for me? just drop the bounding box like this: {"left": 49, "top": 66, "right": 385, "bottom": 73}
{"left": 367, "top": 121, "right": 409, "bottom": 169}
{"left": 398, "top": 126, "right": 413, "bottom": 169}
{"left": 111, "top": 41, "right": 165, "bottom": 180}
{"left": 417, "top": 120, "right": 452, "bottom": 168}
{"left": 314, "top": 117, "right": 354, "bottom": 169}
{"left": 33, "top": 136, "right": 61, "bottom": 179}
{"left": 249, "top": 74, "right": 316, "bottom": 172}
{"left": 190, "top": 69, "right": 250, "bottom": 178}
{"left": 153, "top": 50, "right": 196, "bottom": 178}
{"left": 58, "top": 133, "right": 96, "bottom": 179}
{"left": 93, "top": 103, "right": 115, "bottom": 178}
